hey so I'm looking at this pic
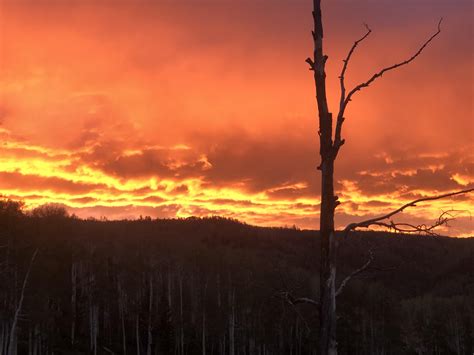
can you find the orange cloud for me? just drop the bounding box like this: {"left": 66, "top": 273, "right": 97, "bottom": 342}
{"left": 0, "top": 0, "right": 472, "bottom": 236}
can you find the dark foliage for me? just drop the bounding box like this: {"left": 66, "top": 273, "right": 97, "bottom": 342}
{"left": 0, "top": 207, "right": 472, "bottom": 354}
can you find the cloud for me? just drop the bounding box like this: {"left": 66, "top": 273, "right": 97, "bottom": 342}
{"left": 0, "top": 0, "right": 472, "bottom": 236}
{"left": 0, "top": 172, "right": 104, "bottom": 195}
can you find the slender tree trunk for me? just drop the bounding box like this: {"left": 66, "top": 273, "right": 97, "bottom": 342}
{"left": 179, "top": 273, "right": 184, "bottom": 355}
{"left": 93, "top": 305, "right": 98, "bottom": 355}
{"left": 229, "top": 288, "right": 235, "bottom": 355}
{"left": 319, "top": 161, "right": 337, "bottom": 355}
{"left": 310, "top": 1, "right": 338, "bottom": 354}
{"left": 71, "top": 261, "right": 77, "bottom": 345}
{"left": 167, "top": 269, "right": 172, "bottom": 307}
{"left": 147, "top": 275, "right": 153, "bottom": 355}
{"left": 118, "top": 278, "right": 127, "bottom": 355}
{"left": 1, "top": 322, "right": 6, "bottom": 355}
{"left": 202, "top": 311, "right": 206, "bottom": 355}
{"left": 136, "top": 314, "right": 141, "bottom": 355}
{"left": 33, "top": 325, "right": 39, "bottom": 355}
{"left": 8, "top": 249, "right": 38, "bottom": 355}
{"left": 217, "top": 274, "right": 221, "bottom": 308}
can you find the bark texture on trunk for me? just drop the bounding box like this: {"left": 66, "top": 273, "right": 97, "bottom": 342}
{"left": 310, "top": 1, "right": 338, "bottom": 354}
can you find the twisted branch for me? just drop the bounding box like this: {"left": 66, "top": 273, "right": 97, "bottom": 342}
{"left": 369, "top": 210, "right": 460, "bottom": 236}
{"left": 334, "top": 24, "right": 372, "bottom": 152}
{"left": 333, "top": 19, "right": 442, "bottom": 156}
{"left": 342, "top": 188, "right": 473, "bottom": 238}
{"left": 336, "top": 249, "right": 374, "bottom": 297}
{"left": 344, "top": 18, "right": 442, "bottom": 110}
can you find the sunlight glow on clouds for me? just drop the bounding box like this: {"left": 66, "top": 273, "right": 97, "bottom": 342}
{"left": 0, "top": 0, "right": 472, "bottom": 236}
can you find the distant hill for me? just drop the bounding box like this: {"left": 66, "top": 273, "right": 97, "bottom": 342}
{"left": 1, "top": 213, "right": 473, "bottom": 354}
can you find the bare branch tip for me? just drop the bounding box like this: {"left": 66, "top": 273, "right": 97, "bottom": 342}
{"left": 437, "top": 17, "right": 443, "bottom": 31}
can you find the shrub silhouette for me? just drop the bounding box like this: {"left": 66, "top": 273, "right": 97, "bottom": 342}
{"left": 30, "top": 203, "right": 69, "bottom": 219}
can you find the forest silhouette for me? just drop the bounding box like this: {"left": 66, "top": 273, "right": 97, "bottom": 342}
{"left": 1, "top": 200, "right": 473, "bottom": 354}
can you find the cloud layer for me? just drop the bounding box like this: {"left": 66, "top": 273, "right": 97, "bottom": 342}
{"left": 0, "top": 0, "right": 472, "bottom": 236}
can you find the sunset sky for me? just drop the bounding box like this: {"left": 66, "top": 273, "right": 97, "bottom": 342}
{"left": 0, "top": 0, "right": 472, "bottom": 236}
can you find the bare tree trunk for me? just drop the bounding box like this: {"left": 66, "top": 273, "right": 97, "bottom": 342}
{"left": 202, "top": 311, "right": 206, "bottom": 355}
{"left": 71, "top": 261, "right": 77, "bottom": 345}
{"left": 309, "top": 1, "right": 338, "bottom": 354}
{"left": 88, "top": 303, "right": 99, "bottom": 355}
{"left": 118, "top": 277, "right": 127, "bottom": 355}
{"left": 179, "top": 273, "right": 184, "bottom": 355}
{"left": 33, "top": 325, "right": 39, "bottom": 355}
{"left": 308, "top": 3, "right": 447, "bottom": 353}
{"left": 147, "top": 275, "right": 153, "bottom": 355}
{"left": 167, "top": 269, "right": 172, "bottom": 307}
{"left": 202, "top": 279, "right": 208, "bottom": 355}
{"left": 1, "top": 322, "right": 7, "bottom": 355}
{"left": 217, "top": 274, "right": 221, "bottom": 308}
{"left": 28, "top": 324, "right": 32, "bottom": 355}
{"left": 8, "top": 249, "right": 38, "bottom": 355}
{"left": 93, "top": 304, "right": 98, "bottom": 355}
{"left": 319, "top": 163, "right": 337, "bottom": 355}
{"left": 229, "top": 288, "right": 235, "bottom": 355}
{"left": 136, "top": 314, "right": 141, "bottom": 355}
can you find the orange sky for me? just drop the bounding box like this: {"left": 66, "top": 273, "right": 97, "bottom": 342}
{"left": 0, "top": 0, "right": 472, "bottom": 236}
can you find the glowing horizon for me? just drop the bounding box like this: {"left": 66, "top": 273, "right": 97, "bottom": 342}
{"left": 0, "top": 0, "right": 472, "bottom": 236}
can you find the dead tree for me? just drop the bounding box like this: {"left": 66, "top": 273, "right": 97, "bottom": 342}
{"left": 7, "top": 249, "right": 38, "bottom": 355}
{"left": 304, "top": 1, "right": 473, "bottom": 354}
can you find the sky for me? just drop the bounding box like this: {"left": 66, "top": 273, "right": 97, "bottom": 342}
{"left": 0, "top": 0, "right": 472, "bottom": 236}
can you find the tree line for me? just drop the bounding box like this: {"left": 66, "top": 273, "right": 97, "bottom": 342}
{"left": 0, "top": 200, "right": 472, "bottom": 354}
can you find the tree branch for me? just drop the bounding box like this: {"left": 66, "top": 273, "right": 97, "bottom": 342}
{"left": 273, "top": 291, "right": 316, "bottom": 332}
{"left": 369, "top": 210, "right": 459, "bottom": 236}
{"left": 291, "top": 297, "right": 320, "bottom": 307}
{"left": 335, "top": 249, "right": 373, "bottom": 297}
{"left": 334, "top": 24, "right": 372, "bottom": 153}
{"left": 276, "top": 291, "right": 319, "bottom": 307}
{"left": 343, "top": 18, "right": 442, "bottom": 110}
{"left": 342, "top": 188, "right": 473, "bottom": 238}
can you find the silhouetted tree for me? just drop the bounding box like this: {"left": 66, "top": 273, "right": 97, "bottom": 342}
{"left": 0, "top": 199, "right": 24, "bottom": 219}
{"left": 7, "top": 249, "right": 38, "bottom": 355}
{"left": 30, "top": 203, "right": 69, "bottom": 219}
{"left": 303, "top": 1, "right": 473, "bottom": 354}
{"left": 157, "top": 293, "right": 174, "bottom": 354}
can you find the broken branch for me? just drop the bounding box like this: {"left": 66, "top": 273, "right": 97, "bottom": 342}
{"left": 342, "top": 188, "right": 473, "bottom": 238}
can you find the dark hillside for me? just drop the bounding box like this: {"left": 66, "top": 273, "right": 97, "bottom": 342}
{"left": 1, "top": 211, "right": 473, "bottom": 354}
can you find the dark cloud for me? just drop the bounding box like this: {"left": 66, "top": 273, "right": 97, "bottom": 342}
{"left": 0, "top": 172, "right": 105, "bottom": 195}
{"left": 93, "top": 148, "right": 210, "bottom": 179}
{"left": 140, "top": 196, "right": 166, "bottom": 204}
{"left": 336, "top": 147, "right": 474, "bottom": 197}
{"left": 102, "top": 149, "right": 174, "bottom": 178}
{"left": 70, "top": 196, "right": 97, "bottom": 204}
{"left": 194, "top": 128, "right": 318, "bottom": 193}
